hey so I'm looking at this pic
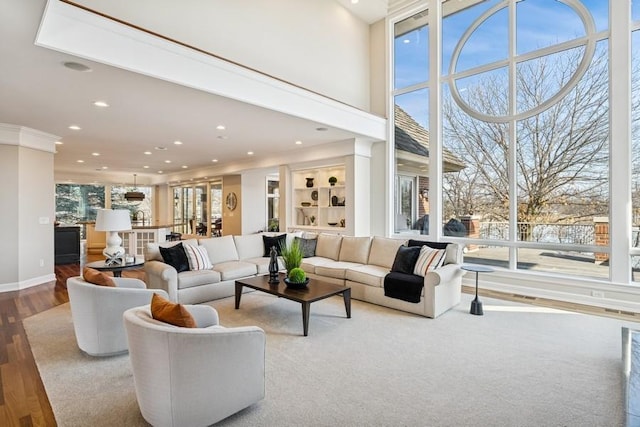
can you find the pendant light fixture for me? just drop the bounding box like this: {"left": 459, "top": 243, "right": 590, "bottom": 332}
{"left": 124, "top": 174, "right": 145, "bottom": 202}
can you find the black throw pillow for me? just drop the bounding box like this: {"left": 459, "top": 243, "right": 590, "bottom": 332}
{"left": 159, "top": 242, "right": 190, "bottom": 273}
{"left": 295, "top": 237, "right": 317, "bottom": 258}
{"left": 263, "top": 234, "right": 287, "bottom": 257}
{"left": 391, "top": 246, "right": 422, "bottom": 275}
{"left": 407, "top": 239, "right": 449, "bottom": 250}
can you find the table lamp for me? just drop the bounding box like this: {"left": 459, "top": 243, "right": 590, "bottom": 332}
{"left": 95, "top": 209, "right": 132, "bottom": 264}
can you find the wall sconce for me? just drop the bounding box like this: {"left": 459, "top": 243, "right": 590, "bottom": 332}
{"left": 420, "top": 189, "right": 429, "bottom": 200}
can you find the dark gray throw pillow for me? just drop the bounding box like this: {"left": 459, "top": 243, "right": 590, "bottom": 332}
{"left": 391, "top": 246, "right": 422, "bottom": 275}
{"left": 295, "top": 237, "right": 317, "bottom": 258}
{"left": 159, "top": 242, "right": 190, "bottom": 273}
{"left": 263, "top": 234, "right": 287, "bottom": 257}
{"left": 407, "top": 239, "right": 449, "bottom": 250}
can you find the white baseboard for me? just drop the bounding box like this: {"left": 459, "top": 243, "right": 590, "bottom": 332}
{"left": 0, "top": 274, "right": 56, "bottom": 293}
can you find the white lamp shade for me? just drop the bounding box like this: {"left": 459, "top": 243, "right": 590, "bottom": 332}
{"left": 95, "top": 209, "right": 132, "bottom": 232}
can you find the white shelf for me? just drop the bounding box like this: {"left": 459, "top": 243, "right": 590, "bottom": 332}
{"left": 291, "top": 165, "right": 346, "bottom": 231}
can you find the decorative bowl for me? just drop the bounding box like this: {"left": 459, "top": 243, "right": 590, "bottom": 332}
{"left": 327, "top": 222, "right": 338, "bottom": 226}
{"left": 301, "top": 202, "right": 312, "bottom": 207}
{"left": 284, "top": 278, "right": 310, "bottom": 289}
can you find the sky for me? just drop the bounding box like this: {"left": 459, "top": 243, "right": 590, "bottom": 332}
{"left": 393, "top": 0, "right": 613, "bottom": 129}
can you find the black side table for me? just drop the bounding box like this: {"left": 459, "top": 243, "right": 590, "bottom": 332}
{"left": 85, "top": 259, "right": 144, "bottom": 277}
{"left": 461, "top": 264, "right": 494, "bottom": 315}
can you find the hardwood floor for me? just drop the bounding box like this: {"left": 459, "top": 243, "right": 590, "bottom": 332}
{"left": 0, "top": 259, "right": 145, "bottom": 427}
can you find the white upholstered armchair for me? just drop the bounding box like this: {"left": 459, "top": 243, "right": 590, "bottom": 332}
{"left": 66, "top": 276, "right": 168, "bottom": 356}
{"left": 123, "top": 305, "right": 266, "bottom": 427}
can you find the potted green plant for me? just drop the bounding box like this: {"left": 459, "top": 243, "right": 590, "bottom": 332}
{"left": 328, "top": 176, "right": 338, "bottom": 186}
{"left": 285, "top": 267, "right": 308, "bottom": 288}
{"left": 279, "top": 239, "right": 303, "bottom": 273}
{"left": 309, "top": 215, "right": 316, "bottom": 226}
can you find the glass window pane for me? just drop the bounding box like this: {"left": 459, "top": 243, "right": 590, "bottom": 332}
{"left": 55, "top": 184, "right": 105, "bottom": 224}
{"left": 394, "top": 14, "right": 428, "bottom": 90}
{"left": 442, "top": 84, "right": 509, "bottom": 241}
{"left": 395, "top": 89, "right": 429, "bottom": 234}
{"left": 452, "top": 67, "right": 509, "bottom": 117}
{"left": 634, "top": 0, "right": 640, "bottom": 22}
{"left": 454, "top": 5, "right": 508, "bottom": 74}
{"left": 516, "top": 0, "right": 587, "bottom": 55}
{"left": 516, "top": 42, "right": 609, "bottom": 243}
{"left": 463, "top": 244, "right": 509, "bottom": 268}
{"left": 111, "top": 186, "right": 153, "bottom": 224}
{"left": 442, "top": 0, "right": 498, "bottom": 75}
{"left": 516, "top": 46, "right": 587, "bottom": 114}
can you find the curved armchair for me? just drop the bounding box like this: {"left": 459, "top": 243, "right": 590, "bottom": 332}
{"left": 123, "top": 305, "right": 266, "bottom": 427}
{"left": 66, "top": 276, "right": 168, "bottom": 356}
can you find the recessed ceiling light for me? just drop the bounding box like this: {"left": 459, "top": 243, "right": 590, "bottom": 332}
{"left": 69, "top": 125, "right": 81, "bottom": 130}
{"left": 92, "top": 152, "right": 100, "bottom": 156}
{"left": 76, "top": 160, "right": 84, "bottom": 163}
{"left": 143, "top": 165, "right": 150, "bottom": 169}
{"left": 93, "top": 101, "right": 109, "bottom": 107}
{"left": 212, "top": 159, "right": 218, "bottom": 163}
{"left": 247, "top": 151, "right": 254, "bottom": 155}
{"left": 102, "top": 166, "right": 108, "bottom": 169}
{"left": 164, "top": 160, "right": 172, "bottom": 164}
{"left": 155, "top": 146, "right": 167, "bottom": 151}
{"left": 295, "top": 140, "right": 302, "bottom": 145}
{"left": 55, "top": 141, "right": 63, "bottom": 145}
{"left": 351, "top": 0, "right": 359, "bottom": 3}
{"left": 157, "top": 171, "right": 163, "bottom": 174}
{"left": 62, "top": 61, "right": 92, "bottom": 72}
{"left": 181, "top": 165, "right": 188, "bottom": 169}
{"left": 316, "top": 127, "right": 328, "bottom": 131}
{"left": 144, "top": 151, "right": 152, "bottom": 155}
{"left": 174, "top": 140, "right": 183, "bottom": 145}
{"left": 216, "top": 125, "right": 226, "bottom": 130}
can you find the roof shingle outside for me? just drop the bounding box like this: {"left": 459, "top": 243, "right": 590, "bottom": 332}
{"left": 394, "top": 105, "right": 466, "bottom": 171}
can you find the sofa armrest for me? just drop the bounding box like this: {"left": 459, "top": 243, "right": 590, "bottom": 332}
{"left": 424, "top": 263, "right": 464, "bottom": 287}
{"left": 144, "top": 260, "right": 179, "bottom": 302}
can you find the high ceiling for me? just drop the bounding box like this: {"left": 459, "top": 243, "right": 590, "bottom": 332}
{"left": 0, "top": 0, "right": 399, "bottom": 185}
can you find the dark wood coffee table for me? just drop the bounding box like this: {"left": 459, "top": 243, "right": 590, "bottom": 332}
{"left": 235, "top": 274, "right": 351, "bottom": 336}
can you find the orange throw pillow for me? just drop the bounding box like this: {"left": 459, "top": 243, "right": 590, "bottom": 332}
{"left": 150, "top": 293, "right": 197, "bottom": 328}
{"left": 82, "top": 267, "right": 116, "bottom": 287}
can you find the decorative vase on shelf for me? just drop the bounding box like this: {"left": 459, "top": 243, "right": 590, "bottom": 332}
{"left": 306, "top": 177, "right": 315, "bottom": 188}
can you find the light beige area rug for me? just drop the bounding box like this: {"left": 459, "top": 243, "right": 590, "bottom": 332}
{"left": 24, "top": 293, "right": 631, "bottom": 426}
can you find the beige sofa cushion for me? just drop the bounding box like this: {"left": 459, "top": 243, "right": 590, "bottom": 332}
{"left": 300, "top": 257, "right": 335, "bottom": 274}
{"left": 315, "top": 261, "right": 363, "bottom": 280}
{"left": 146, "top": 238, "right": 198, "bottom": 262}
{"left": 233, "top": 234, "right": 265, "bottom": 260}
{"left": 315, "top": 234, "right": 343, "bottom": 260}
{"left": 367, "top": 237, "right": 407, "bottom": 268}
{"left": 444, "top": 243, "right": 462, "bottom": 265}
{"left": 339, "top": 236, "right": 371, "bottom": 264}
{"left": 346, "top": 265, "right": 390, "bottom": 288}
{"left": 212, "top": 261, "right": 257, "bottom": 281}
{"left": 198, "top": 236, "right": 239, "bottom": 264}
{"left": 177, "top": 269, "right": 221, "bottom": 290}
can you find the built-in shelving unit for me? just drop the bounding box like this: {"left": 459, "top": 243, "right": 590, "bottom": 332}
{"left": 291, "top": 165, "right": 346, "bottom": 232}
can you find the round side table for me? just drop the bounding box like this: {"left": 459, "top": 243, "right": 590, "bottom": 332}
{"left": 461, "top": 264, "right": 494, "bottom": 316}
{"left": 85, "top": 259, "right": 145, "bottom": 277}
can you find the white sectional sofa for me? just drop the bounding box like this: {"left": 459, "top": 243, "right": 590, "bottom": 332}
{"left": 144, "top": 233, "right": 464, "bottom": 318}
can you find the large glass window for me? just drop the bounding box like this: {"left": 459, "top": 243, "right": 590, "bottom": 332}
{"left": 394, "top": 0, "right": 612, "bottom": 280}
{"left": 55, "top": 184, "right": 105, "bottom": 225}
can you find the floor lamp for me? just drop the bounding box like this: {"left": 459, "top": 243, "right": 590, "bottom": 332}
{"left": 95, "top": 209, "right": 132, "bottom": 265}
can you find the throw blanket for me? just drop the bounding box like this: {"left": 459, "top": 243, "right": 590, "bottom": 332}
{"left": 383, "top": 272, "right": 424, "bottom": 303}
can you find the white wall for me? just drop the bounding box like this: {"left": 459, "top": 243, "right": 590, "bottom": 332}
{"left": 0, "top": 125, "right": 57, "bottom": 291}
{"left": 241, "top": 168, "right": 278, "bottom": 234}
{"left": 73, "top": 0, "right": 372, "bottom": 110}
{"left": 370, "top": 19, "right": 387, "bottom": 117}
